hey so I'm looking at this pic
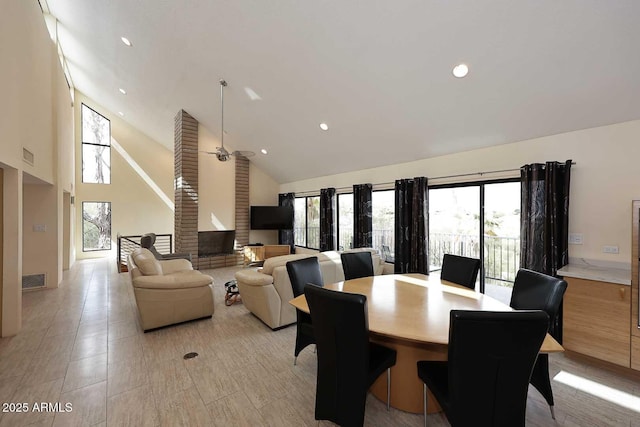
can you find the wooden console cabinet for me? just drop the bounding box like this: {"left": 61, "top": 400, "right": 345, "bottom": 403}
{"left": 243, "top": 245, "right": 290, "bottom": 265}
{"left": 563, "top": 277, "right": 631, "bottom": 367}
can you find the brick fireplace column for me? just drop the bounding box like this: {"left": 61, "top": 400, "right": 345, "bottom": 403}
{"left": 235, "top": 155, "right": 250, "bottom": 253}
{"left": 174, "top": 110, "right": 199, "bottom": 268}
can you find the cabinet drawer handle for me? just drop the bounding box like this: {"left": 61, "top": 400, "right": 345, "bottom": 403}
{"left": 619, "top": 287, "right": 625, "bottom": 299}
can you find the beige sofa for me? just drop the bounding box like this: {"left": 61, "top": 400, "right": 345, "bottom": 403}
{"left": 235, "top": 248, "right": 383, "bottom": 329}
{"left": 128, "top": 248, "right": 215, "bottom": 331}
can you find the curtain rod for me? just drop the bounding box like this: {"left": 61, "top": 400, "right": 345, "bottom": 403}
{"left": 291, "top": 161, "right": 576, "bottom": 196}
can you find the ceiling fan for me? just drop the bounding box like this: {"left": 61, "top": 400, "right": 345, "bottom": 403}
{"left": 203, "top": 79, "right": 255, "bottom": 161}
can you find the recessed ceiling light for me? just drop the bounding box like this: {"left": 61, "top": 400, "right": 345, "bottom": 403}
{"left": 319, "top": 122, "right": 329, "bottom": 131}
{"left": 119, "top": 88, "right": 127, "bottom": 95}
{"left": 452, "top": 63, "right": 469, "bottom": 78}
{"left": 261, "top": 149, "right": 268, "bottom": 155}
{"left": 121, "top": 37, "right": 132, "bottom": 47}
{"left": 118, "top": 111, "right": 124, "bottom": 116}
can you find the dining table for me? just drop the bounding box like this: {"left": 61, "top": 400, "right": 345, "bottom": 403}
{"left": 289, "top": 273, "right": 564, "bottom": 414}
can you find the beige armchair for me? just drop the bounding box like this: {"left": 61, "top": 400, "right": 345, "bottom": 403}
{"left": 128, "top": 248, "right": 214, "bottom": 331}
{"left": 235, "top": 249, "right": 384, "bottom": 329}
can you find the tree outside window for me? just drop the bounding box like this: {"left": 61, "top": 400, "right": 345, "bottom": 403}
{"left": 83, "top": 202, "right": 112, "bottom": 251}
{"left": 81, "top": 104, "right": 111, "bottom": 184}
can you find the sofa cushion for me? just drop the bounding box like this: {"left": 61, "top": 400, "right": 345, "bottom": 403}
{"left": 132, "top": 248, "right": 162, "bottom": 276}
{"left": 262, "top": 254, "right": 315, "bottom": 275}
{"left": 133, "top": 270, "right": 213, "bottom": 289}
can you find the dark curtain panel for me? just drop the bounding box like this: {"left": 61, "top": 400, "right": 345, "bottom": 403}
{"left": 278, "top": 193, "right": 295, "bottom": 252}
{"left": 520, "top": 160, "right": 572, "bottom": 341}
{"left": 394, "top": 177, "right": 429, "bottom": 274}
{"left": 319, "top": 188, "right": 337, "bottom": 251}
{"left": 353, "top": 184, "right": 373, "bottom": 248}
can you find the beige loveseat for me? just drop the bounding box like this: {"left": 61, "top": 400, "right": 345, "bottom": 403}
{"left": 235, "top": 248, "right": 383, "bottom": 329}
{"left": 128, "top": 248, "right": 215, "bottom": 331}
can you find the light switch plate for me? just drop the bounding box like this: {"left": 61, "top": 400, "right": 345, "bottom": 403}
{"left": 603, "top": 245, "right": 619, "bottom": 254}
{"left": 568, "top": 233, "right": 583, "bottom": 245}
{"left": 33, "top": 224, "right": 46, "bottom": 232}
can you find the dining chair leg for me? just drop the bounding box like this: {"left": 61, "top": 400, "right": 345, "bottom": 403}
{"left": 423, "top": 383, "right": 427, "bottom": 427}
{"left": 386, "top": 368, "right": 391, "bottom": 411}
{"left": 550, "top": 405, "right": 556, "bottom": 420}
{"left": 293, "top": 356, "right": 297, "bottom": 366}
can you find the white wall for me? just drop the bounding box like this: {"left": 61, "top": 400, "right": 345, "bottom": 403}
{"left": 0, "top": 1, "right": 74, "bottom": 336}
{"left": 281, "top": 120, "right": 640, "bottom": 266}
{"left": 22, "top": 183, "right": 58, "bottom": 287}
{"left": 249, "top": 163, "right": 280, "bottom": 245}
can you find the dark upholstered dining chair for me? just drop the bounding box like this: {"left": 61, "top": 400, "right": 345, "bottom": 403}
{"left": 510, "top": 268, "right": 568, "bottom": 419}
{"left": 286, "top": 257, "right": 323, "bottom": 365}
{"left": 440, "top": 254, "right": 481, "bottom": 290}
{"left": 140, "top": 233, "right": 192, "bottom": 262}
{"left": 305, "top": 284, "right": 397, "bottom": 427}
{"left": 341, "top": 251, "right": 374, "bottom": 280}
{"left": 417, "top": 310, "right": 549, "bottom": 427}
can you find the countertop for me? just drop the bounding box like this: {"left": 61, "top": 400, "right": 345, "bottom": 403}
{"left": 557, "top": 262, "right": 631, "bottom": 286}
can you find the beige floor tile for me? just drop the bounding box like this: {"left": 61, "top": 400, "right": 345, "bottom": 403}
{"left": 70, "top": 332, "right": 108, "bottom": 361}
{"left": 257, "top": 395, "right": 312, "bottom": 427}
{"left": 186, "top": 355, "right": 241, "bottom": 405}
{"left": 107, "top": 319, "right": 139, "bottom": 342}
{"left": 76, "top": 319, "right": 109, "bottom": 339}
{"left": 0, "top": 349, "right": 36, "bottom": 380}
{"left": 62, "top": 353, "right": 108, "bottom": 392}
{"left": 141, "top": 329, "right": 182, "bottom": 363}
{"left": 80, "top": 308, "right": 108, "bottom": 324}
{"left": 231, "top": 360, "right": 288, "bottom": 410}
{"left": 205, "top": 391, "right": 265, "bottom": 427}
{"left": 0, "top": 329, "right": 46, "bottom": 356}
{"left": 37, "top": 333, "right": 76, "bottom": 358}
{"left": 107, "top": 335, "right": 144, "bottom": 365}
{"left": 107, "top": 384, "right": 158, "bottom": 427}
{"left": 53, "top": 380, "right": 106, "bottom": 427}
{"left": 147, "top": 358, "right": 194, "bottom": 406}
{"left": 156, "top": 386, "right": 212, "bottom": 427}
{"left": 0, "top": 375, "right": 23, "bottom": 405}
{"left": 20, "top": 351, "right": 72, "bottom": 388}
{"left": 45, "top": 318, "right": 80, "bottom": 339}
{"left": 0, "top": 378, "right": 63, "bottom": 427}
{"left": 107, "top": 358, "right": 149, "bottom": 397}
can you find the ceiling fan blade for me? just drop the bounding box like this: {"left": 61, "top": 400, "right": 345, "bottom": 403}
{"left": 232, "top": 150, "right": 256, "bottom": 158}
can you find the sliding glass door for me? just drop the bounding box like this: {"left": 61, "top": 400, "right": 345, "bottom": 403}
{"left": 429, "top": 180, "right": 520, "bottom": 304}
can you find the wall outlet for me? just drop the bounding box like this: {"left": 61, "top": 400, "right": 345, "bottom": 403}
{"left": 603, "top": 245, "right": 619, "bottom": 254}
{"left": 33, "top": 224, "right": 46, "bottom": 232}
{"left": 568, "top": 233, "right": 583, "bottom": 245}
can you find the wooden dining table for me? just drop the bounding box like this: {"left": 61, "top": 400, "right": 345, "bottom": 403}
{"left": 289, "top": 273, "right": 564, "bottom": 414}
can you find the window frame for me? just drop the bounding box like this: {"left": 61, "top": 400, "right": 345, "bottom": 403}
{"left": 81, "top": 103, "right": 111, "bottom": 184}
{"left": 428, "top": 177, "right": 520, "bottom": 293}
{"left": 82, "top": 201, "right": 112, "bottom": 252}
{"left": 294, "top": 195, "right": 321, "bottom": 250}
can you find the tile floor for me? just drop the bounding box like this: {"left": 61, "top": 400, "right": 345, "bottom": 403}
{"left": 0, "top": 258, "right": 639, "bottom": 426}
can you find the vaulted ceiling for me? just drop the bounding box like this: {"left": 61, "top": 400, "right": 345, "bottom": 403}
{"left": 45, "top": 0, "right": 640, "bottom": 183}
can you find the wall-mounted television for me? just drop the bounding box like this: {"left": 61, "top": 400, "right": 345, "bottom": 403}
{"left": 250, "top": 206, "right": 294, "bottom": 230}
{"left": 198, "top": 230, "right": 236, "bottom": 257}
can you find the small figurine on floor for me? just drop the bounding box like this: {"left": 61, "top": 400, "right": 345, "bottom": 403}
{"left": 224, "top": 280, "right": 241, "bottom": 306}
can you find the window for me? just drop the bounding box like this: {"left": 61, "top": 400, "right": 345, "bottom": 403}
{"left": 294, "top": 196, "right": 321, "bottom": 249}
{"left": 82, "top": 104, "right": 111, "bottom": 184}
{"left": 372, "top": 190, "right": 395, "bottom": 260}
{"left": 306, "top": 196, "right": 320, "bottom": 249}
{"left": 429, "top": 180, "right": 520, "bottom": 303}
{"left": 82, "top": 201, "right": 112, "bottom": 251}
{"left": 337, "top": 193, "right": 353, "bottom": 250}
{"left": 294, "top": 197, "right": 306, "bottom": 247}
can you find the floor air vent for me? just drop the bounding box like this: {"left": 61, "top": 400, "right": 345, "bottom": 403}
{"left": 22, "top": 274, "right": 46, "bottom": 289}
